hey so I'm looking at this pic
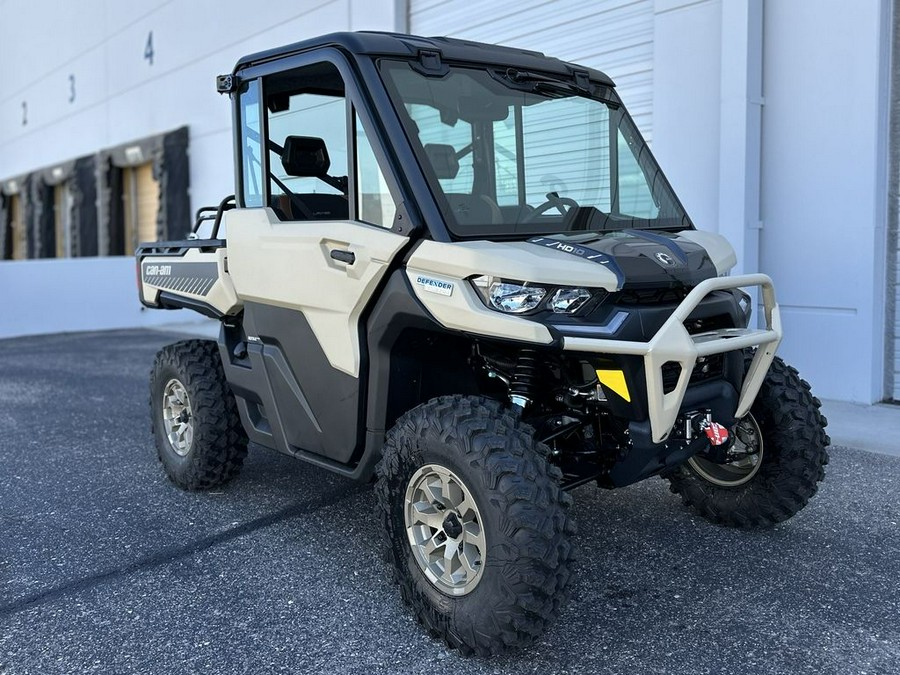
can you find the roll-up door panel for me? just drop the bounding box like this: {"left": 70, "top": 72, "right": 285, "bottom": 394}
{"left": 123, "top": 162, "right": 160, "bottom": 251}
{"left": 9, "top": 194, "right": 25, "bottom": 260}
{"left": 136, "top": 163, "right": 159, "bottom": 244}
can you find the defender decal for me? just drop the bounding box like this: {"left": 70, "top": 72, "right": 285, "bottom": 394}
{"left": 415, "top": 275, "right": 454, "bottom": 296}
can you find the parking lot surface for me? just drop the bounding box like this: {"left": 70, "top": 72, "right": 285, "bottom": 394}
{"left": 1, "top": 330, "right": 898, "bottom": 675}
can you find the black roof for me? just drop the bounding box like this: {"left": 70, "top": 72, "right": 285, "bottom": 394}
{"left": 234, "top": 31, "right": 615, "bottom": 87}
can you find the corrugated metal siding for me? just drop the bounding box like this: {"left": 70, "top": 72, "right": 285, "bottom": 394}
{"left": 409, "top": 0, "right": 655, "bottom": 141}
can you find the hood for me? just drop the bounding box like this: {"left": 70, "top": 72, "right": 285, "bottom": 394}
{"left": 526, "top": 230, "right": 731, "bottom": 290}
{"left": 405, "top": 229, "right": 736, "bottom": 294}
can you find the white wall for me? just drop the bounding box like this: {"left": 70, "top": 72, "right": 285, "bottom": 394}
{"left": 0, "top": 0, "right": 400, "bottom": 211}
{"left": 651, "top": 0, "right": 723, "bottom": 232}
{"left": 759, "top": 0, "right": 889, "bottom": 402}
{"left": 652, "top": 0, "right": 890, "bottom": 403}
{"left": 0, "top": 257, "right": 209, "bottom": 338}
{"left": 0, "top": 0, "right": 399, "bottom": 338}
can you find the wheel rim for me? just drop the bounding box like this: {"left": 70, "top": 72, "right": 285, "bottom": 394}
{"left": 688, "top": 413, "right": 764, "bottom": 487}
{"left": 404, "top": 464, "right": 486, "bottom": 596}
{"left": 162, "top": 378, "right": 194, "bottom": 457}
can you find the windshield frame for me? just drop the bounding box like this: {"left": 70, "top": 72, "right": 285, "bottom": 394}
{"left": 377, "top": 58, "right": 694, "bottom": 240}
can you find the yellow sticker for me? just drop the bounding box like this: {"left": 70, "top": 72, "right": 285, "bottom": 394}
{"left": 596, "top": 369, "right": 631, "bottom": 402}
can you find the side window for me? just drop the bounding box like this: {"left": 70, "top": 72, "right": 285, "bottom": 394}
{"left": 239, "top": 79, "right": 263, "bottom": 208}
{"left": 265, "top": 62, "right": 349, "bottom": 221}
{"left": 355, "top": 113, "right": 397, "bottom": 228}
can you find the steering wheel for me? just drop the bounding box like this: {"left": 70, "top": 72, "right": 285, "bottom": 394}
{"left": 522, "top": 192, "right": 579, "bottom": 222}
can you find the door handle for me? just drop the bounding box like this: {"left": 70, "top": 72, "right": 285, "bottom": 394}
{"left": 329, "top": 249, "right": 355, "bottom": 265}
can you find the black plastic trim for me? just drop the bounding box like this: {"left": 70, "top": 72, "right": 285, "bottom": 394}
{"left": 136, "top": 239, "right": 225, "bottom": 256}
{"left": 157, "top": 292, "right": 223, "bottom": 319}
{"left": 364, "top": 269, "right": 453, "bottom": 433}
{"left": 233, "top": 32, "right": 615, "bottom": 88}
{"left": 604, "top": 380, "right": 741, "bottom": 488}
{"left": 228, "top": 302, "right": 362, "bottom": 464}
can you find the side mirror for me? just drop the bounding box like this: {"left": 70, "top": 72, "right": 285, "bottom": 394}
{"left": 281, "top": 136, "right": 330, "bottom": 177}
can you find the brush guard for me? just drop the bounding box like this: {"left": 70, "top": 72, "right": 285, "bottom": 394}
{"left": 562, "top": 274, "right": 782, "bottom": 443}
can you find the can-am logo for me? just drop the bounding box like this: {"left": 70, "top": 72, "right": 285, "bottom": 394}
{"left": 654, "top": 252, "right": 678, "bottom": 267}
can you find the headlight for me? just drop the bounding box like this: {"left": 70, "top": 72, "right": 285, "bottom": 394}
{"left": 471, "top": 276, "right": 597, "bottom": 315}
{"left": 472, "top": 276, "right": 546, "bottom": 313}
{"left": 549, "top": 288, "right": 592, "bottom": 313}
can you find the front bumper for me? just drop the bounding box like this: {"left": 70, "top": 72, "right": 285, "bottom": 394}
{"left": 559, "top": 274, "right": 782, "bottom": 443}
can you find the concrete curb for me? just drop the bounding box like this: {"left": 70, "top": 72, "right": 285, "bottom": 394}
{"left": 820, "top": 399, "right": 900, "bottom": 457}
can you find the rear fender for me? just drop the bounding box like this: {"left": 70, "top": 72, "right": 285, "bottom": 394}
{"left": 137, "top": 243, "right": 241, "bottom": 318}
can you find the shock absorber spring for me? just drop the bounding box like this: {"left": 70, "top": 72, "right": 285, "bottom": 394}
{"left": 509, "top": 349, "right": 538, "bottom": 409}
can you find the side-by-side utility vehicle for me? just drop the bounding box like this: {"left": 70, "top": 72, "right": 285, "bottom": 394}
{"left": 137, "top": 32, "right": 830, "bottom": 656}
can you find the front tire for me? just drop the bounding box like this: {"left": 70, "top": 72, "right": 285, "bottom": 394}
{"left": 149, "top": 340, "right": 248, "bottom": 490}
{"left": 668, "top": 355, "right": 830, "bottom": 528}
{"left": 376, "top": 395, "right": 575, "bottom": 656}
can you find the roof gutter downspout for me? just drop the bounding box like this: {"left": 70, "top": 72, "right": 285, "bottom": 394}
{"left": 884, "top": 0, "right": 899, "bottom": 400}
{"left": 717, "top": 0, "right": 764, "bottom": 317}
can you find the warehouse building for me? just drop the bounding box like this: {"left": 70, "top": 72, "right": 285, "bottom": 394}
{"left": 0, "top": 0, "right": 896, "bottom": 404}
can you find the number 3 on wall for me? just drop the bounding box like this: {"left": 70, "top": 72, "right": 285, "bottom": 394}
{"left": 145, "top": 31, "right": 154, "bottom": 65}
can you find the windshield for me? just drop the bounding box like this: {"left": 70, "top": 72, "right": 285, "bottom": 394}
{"left": 379, "top": 60, "right": 691, "bottom": 238}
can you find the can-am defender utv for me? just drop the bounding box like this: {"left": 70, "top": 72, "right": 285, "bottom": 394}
{"left": 137, "top": 32, "right": 830, "bottom": 656}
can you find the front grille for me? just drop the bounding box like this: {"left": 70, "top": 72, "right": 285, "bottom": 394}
{"left": 684, "top": 314, "right": 733, "bottom": 335}
{"left": 661, "top": 353, "right": 725, "bottom": 394}
{"left": 616, "top": 287, "right": 692, "bottom": 305}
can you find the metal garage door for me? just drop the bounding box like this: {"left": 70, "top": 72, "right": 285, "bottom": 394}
{"left": 409, "top": 0, "right": 655, "bottom": 141}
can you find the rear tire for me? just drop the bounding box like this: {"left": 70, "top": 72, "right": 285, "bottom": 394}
{"left": 667, "top": 355, "right": 830, "bottom": 528}
{"left": 149, "top": 340, "right": 248, "bottom": 490}
{"left": 376, "top": 395, "right": 575, "bottom": 656}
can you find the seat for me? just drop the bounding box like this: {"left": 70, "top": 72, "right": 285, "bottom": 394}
{"left": 444, "top": 193, "right": 502, "bottom": 227}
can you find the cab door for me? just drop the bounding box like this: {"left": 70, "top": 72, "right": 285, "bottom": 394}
{"left": 225, "top": 60, "right": 409, "bottom": 465}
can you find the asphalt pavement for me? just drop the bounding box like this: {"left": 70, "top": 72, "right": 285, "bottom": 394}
{"left": 1, "top": 330, "right": 898, "bottom": 675}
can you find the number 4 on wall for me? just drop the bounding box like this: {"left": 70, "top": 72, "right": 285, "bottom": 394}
{"left": 145, "top": 31, "right": 154, "bottom": 65}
